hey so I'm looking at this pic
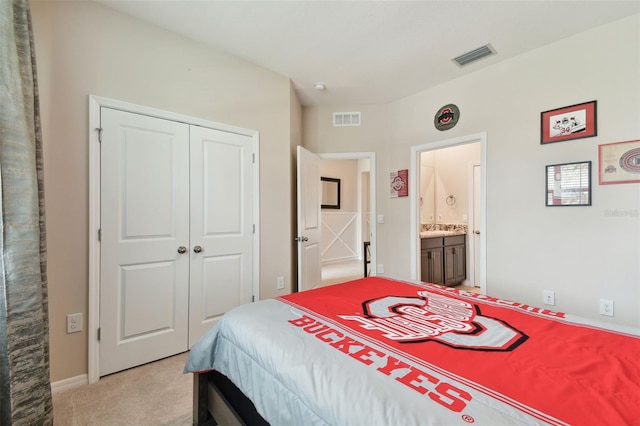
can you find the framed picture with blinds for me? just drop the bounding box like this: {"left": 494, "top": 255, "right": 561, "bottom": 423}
{"left": 545, "top": 161, "right": 592, "bottom": 206}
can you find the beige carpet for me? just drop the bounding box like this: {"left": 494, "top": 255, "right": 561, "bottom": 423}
{"left": 321, "top": 259, "right": 364, "bottom": 287}
{"left": 53, "top": 352, "right": 192, "bottom": 425}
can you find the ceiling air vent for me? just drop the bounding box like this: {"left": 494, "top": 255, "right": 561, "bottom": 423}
{"left": 452, "top": 44, "right": 496, "bottom": 67}
{"left": 333, "top": 112, "right": 361, "bottom": 127}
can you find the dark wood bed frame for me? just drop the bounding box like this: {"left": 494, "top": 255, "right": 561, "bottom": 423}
{"left": 193, "top": 371, "right": 269, "bottom": 426}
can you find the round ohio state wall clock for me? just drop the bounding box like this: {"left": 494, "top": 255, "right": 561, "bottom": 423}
{"left": 434, "top": 104, "right": 460, "bottom": 131}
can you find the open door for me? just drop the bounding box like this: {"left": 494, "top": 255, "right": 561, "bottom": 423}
{"left": 296, "top": 146, "right": 321, "bottom": 291}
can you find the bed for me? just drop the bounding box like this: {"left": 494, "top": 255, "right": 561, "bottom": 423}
{"left": 185, "top": 277, "right": 640, "bottom": 425}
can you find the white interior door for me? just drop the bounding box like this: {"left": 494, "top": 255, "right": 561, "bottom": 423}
{"left": 188, "top": 126, "right": 254, "bottom": 346}
{"left": 362, "top": 171, "right": 371, "bottom": 242}
{"left": 296, "top": 146, "right": 321, "bottom": 291}
{"left": 99, "top": 108, "right": 190, "bottom": 376}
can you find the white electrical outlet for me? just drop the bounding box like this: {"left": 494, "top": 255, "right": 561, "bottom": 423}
{"left": 543, "top": 290, "right": 555, "bottom": 306}
{"left": 67, "top": 313, "right": 83, "bottom": 334}
{"left": 377, "top": 264, "right": 384, "bottom": 274}
{"left": 276, "top": 276, "right": 285, "bottom": 290}
{"left": 599, "top": 299, "right": 614, "bottom": 317}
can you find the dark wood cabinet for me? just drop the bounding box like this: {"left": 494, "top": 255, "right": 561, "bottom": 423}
{"left": 421, "top": 235, "right": 466, "bottom": 286}
{"left": 420, "top": 246, "right": 443, "bottom": 285}
{"left": 444, "top": 235, "right": 466, "bottom": 286}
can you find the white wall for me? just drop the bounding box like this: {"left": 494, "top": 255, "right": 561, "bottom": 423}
{"left": 320, "top": 160, "right": 359, "bottom": 262}
{"left": 421, "top": 143, "right": 481, "bottom": 225}
{"left": 320, "top": 159, "right": 358, "bottom": 211}
{"left": 420, "top": 156, "right": 436, "bottom": 224}
{"left": 31, "top": 0, "right": 297, "bottom": 381}
{"left": 303, "top": 104, "right": 391, "bottom": 154}
{"left": 305, "top": 15, "right": 640, "bottom": 329}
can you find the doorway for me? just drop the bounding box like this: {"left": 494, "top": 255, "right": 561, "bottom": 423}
{"left": 318, "top": 157, "right": 372, "bottom": 286}
{"left": 409, "top": 133, "right": 487, "bottom": 293}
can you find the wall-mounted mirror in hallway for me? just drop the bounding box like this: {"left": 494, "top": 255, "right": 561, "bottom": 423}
{"left": 321, "top": 177, "right": 341, "bottom": 209}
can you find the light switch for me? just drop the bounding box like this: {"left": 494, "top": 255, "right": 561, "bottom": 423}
{"left": 377, "top": 214, "right": 384, "bottom": 224}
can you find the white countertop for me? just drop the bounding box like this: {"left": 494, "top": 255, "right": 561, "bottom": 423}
{"left": 420, "top": 230, "right": 466, "bottom": 238}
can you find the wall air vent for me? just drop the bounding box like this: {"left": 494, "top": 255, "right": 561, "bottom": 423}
{"left": 452, "top": 44, "right": 496, "bottom": 67}
{"left": 333, "top": 112, "right": 361, "bottom": 127}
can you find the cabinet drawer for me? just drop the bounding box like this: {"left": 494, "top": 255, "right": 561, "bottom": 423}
{"left": 421, "top": 237, "right": 443, "bottom": 249}
{"left": 444, "top": 235, "right": 465, "bottom": 246}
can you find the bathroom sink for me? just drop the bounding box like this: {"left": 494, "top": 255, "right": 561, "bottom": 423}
{"left": 420, "top": 230, "right": 463, "bottom": 238}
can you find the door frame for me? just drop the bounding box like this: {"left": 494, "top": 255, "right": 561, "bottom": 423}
{"left": 318, "top": 152, "right": 377, "bottom": 279}
{"left": 469, "top": 161, "right": 481, "bottom": 287}
{"left": 88, "top": 95, "right": 261, "bottom": 384}
{"left": 409, "top": 132, "right": 486, "bottom": 293}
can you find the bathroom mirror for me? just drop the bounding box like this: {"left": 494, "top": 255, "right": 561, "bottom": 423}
{"left": 321, "top": 177, "right": 341, "bottom": 209}
{"left": 545, "top": 161, "right": 591, "bottom": 206}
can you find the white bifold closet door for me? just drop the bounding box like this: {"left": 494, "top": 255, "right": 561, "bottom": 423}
{"left": 99, "top": 108, "right": 253, "bottom": 377}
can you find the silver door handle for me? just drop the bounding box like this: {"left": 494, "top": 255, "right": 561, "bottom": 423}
{"left": 295, "top": 236, "right": 309, "bottom": 242}
{"left": 474, "top": 230, "right": 480, "bottom": 235}
{"left": 193, "top": 245, "right": 203, "bottom": 253}
{"left": 177, "top": 246, "right": 187, "bottom": 254}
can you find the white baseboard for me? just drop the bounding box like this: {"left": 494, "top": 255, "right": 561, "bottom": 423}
{"left": 51, "top": 374, "right": 88, "bottom": 393}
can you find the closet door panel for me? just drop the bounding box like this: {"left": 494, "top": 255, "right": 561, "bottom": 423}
{"left": 189, "top": 126, "right": 254, "bottom": 346}
{"left": 100, "top": 108, "right": 190, "bottom": 376}
{"left": 203, "top": 140, "right": 243, "bottom": 233}
{"left": 201, "top": 254, "right": 244, "bottom": 318}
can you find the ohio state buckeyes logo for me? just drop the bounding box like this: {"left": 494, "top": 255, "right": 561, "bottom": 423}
{"left": 434, "top": 104, "right": 460, "bottom": 131}
{"left": 339, "top": 292, "right": 528, "bottom": 351}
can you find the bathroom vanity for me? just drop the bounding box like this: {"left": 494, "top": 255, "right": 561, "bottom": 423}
{"left": 420, "top": 233, "right": 466, "bottom": 286}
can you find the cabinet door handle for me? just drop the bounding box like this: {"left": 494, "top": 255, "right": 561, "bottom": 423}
{"left": 193, "top": 245, "right": 203, "bottom": 253}
{"left": 177, "top": 246, "right": 187, "bottom": 254}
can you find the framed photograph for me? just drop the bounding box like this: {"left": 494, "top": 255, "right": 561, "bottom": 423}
{"left": 540, "top": 100, "right": 597, "bottom": 144}
{"left": 546, "top": 161, "right": 591, "bottom": 206}
{"left": 598, "top": 139, "right": 640, "bottom": 185}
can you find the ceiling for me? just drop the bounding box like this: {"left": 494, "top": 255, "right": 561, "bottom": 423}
{"left": 98, "top": 1, "right": 639, "bottom": 106}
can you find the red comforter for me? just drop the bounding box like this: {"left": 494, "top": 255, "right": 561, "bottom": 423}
{"left": 279, "top": 277, "right": 640, "bottom": 425}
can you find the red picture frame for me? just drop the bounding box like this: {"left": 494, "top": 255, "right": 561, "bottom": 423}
{"left": 598, "top": 139, "right": 640, "bottom": 185}
{"left": 540, "top": 100, "right": 597, "bottom": 144}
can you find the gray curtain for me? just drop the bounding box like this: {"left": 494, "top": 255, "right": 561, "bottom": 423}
{"left": 0, "top": 0, "right": 53, "bottom": 424}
